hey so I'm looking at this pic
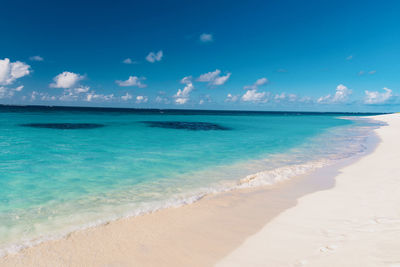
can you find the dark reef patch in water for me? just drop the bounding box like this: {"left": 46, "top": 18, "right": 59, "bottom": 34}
{"left": 20, "top": 123, "right": 105, "bottom": 129}
{"left": 141, "top": 121, "right": 231, "bottom": 131}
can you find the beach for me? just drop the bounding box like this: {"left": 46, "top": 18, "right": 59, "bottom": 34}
{"left": 218, "top": 113, "right": 400, "bottom": 267}
{"left": 1, "top": 113, "right": 399, "bottom": 266}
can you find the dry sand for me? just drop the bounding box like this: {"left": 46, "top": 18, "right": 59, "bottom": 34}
{"left": 1, "top": 114, "right": 399, "bottom": 267}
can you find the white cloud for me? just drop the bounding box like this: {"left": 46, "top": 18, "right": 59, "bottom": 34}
{"left": 0, "top": 85, "right": 25, "bottom": 98}
{"left": 136, "top": 95, "right": 148, "bottom": 103}
{"left": 122, "top": 58, "right": 134, "bottom": 64}
{"left": 318, "top": 84, "right": 351, "bottom": 103}
{"left": 299, "top": 96, "right": 313, "bottom": 103}
{"left": 274, "top": 92, "right": 286, "bottom": 100}
{"left": 50, "top": 71, "right": 84, "bottom": 89}
{"left": 197, "top": 69, "right": 231, "bottom": 86}
{"left": 41, "top": 94, "right": 56, "bottom": 101}
{"left": 15, "top": 85, "right": 24, "bottom": 92}
{"left": 244, "top": 77, "right": 268, "bottom": 90}
{"left": 254, "top": 77, "right": 268, "bottom": 86}
{"left": 346, "top": 55, "right": 353, "bottom": 60}
{"left": 368, "top": 70, "right": 376, "bottom": 75}
{"left": 317, "top": 94, "right": 331, "bottom": 103}
{"left": 364, "top": 87, "right": 392, "bottom": 104}
{"left": 241, "top": 77, "right": 268, "bottom": 103}
{"left": 242, "top": 89, "right": 267, "bottom": 102}
{"left": 58, "top": 86, "right": 91, "bottom": 101}
{"left": 200, "top": 33, "right": 213, "bottom": 43}
{"left": 225, "top": 93, "right": 239, "bottom": 102}
{"left": 197, "top": 69, "right": 220, "bottom": 82}
{"left": 332, "top": 84, "right": 351, "bottom": 102}
{"left": 213, "top": 73, "right": 231, "bottom": 85}
{"left": 155, "top": 96, "right": 163, "bottom": 103}
{"left": 74, "top": 86, "right": 90, "bottom": 94}
{"left": 155, "top": 95, "right": 170, "bottom": 104}
{"left": 30, "top": 91, "right": 38, "bottom": 101}
{"left": 274, "top": 92, "right": 297, "bottom": 102}
{"left": 0, "top": 58, "right": 31, "bottom": 86}
{"left": 30, "top": 91, "right": 56, "bottom": 101}
{"left": 116, "top": 76, "right": 147, "bottom": 87}
{"left": 86, "top": 92, "right": 114, "bottom": 102}
{"left": 121, "top": 92, "right": 133, "bottom": 101}
{"left": 146, "top": 50, "right": 163, "bottom": 63}
{"left": 29, "top": 55, "right": 44, "bottom": 61}
{"left": 174, "top": 76, "right": 194, "bottom": 104}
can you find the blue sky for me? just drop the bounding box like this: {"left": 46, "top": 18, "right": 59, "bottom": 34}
{"left": 1, "top": 0, "right": 399, "bottom": 112}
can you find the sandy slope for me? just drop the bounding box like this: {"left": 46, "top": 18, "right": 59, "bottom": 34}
{"left": 217, "top": 113, "right": 400, "bottom": 267}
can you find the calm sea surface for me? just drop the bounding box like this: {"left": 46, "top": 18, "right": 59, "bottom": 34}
{"left": 0, "top": 106, "right": 383, "bottom": 255}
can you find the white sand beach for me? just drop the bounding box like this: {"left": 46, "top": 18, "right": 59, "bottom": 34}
{"left": 218, "top": 113, "right": 400, "bottom": 267}
{"left": 1, "top": 113, "right": 399, "bottom": 266}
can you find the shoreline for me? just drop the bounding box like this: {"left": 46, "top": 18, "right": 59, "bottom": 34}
{"left": 217, "top": 113, "right": 400, "bottom": 266}
{"left": 0, "top": 114, "right": 392, "bottom": 266}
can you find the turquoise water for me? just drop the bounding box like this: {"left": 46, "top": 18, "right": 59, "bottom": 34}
{"left": 0, "top": 106, "right": 382, "bottom": 254}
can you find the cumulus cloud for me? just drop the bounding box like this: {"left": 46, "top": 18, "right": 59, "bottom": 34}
{"left": 30, "top": 91, "right": 38, "bottom": 101}
{"left": 197, "top": 69, "right": 220, "bottom": 82}
{"left": 116, "top": 76, "right": 147, "bottom": 88}
{"left": 242, "top": 89, "right": 267, "bottom": 102}
{"left": 332, "top": 84, "right": 351, "bottom": 102}
{"left": 364, "top": 87, "right": 392, "bottom": 104}
{"left": 254, "top": 77, "right": 268, "bottom": 86}
{"left": 50, "top": 71, "right": 84, "bottom": 89}
{"left": 244, "top": 77, "right": 268, "bottom": 90}
{"left": 146, "top": 50, "right": 163, "bottom": 63}
{"left": 213, "top": 73, "right": 231, "bottom": 85}
{"left": 241, "top": 77, "right": 268, "bottom": 103}
{"left": 58, "top": 86, "right": 91, "bottom": 101}
{"left": 15, "top": 85, "right": 24, "bottom": 92}
{"left": 317, "top": 95, "right": 331, "bottom": 103}
{"left": 274, "top": 93, "right": 297, "bottom": 102}
{"left": 121, "top": 92, "right": 133, "bottom": 101}
{"left": 136, "top": 95, "right": 148, "bottom": 103}
{"left": 199, "top": 33, "right": 213, "bottom": 43}
{"left": 86, "top": 92, "right": 114, "bottom": 102}
{"left": 174, "top": 76, "right": 194, "bottom": 104}
{"left": 74, "top": 86, "right": 90, "bottom": 94}
{"left": 0, "top": 85, "right": 24, "bottom": 98}
{"left": 0, "top": 58, "right": 31, "bottom": 86}
{"left": 29, "top": 55, "right": 44, "bottom": 61}
{"left": 30, "top": 91, "right": 56, "bottom": 101}
{"left": 225, "top": 93, "right": 239, "bottom": 102}
{"left": 197, "top": 69, "right": 231, "bottom": 86}
{"left": 317, "top": 84, "right": 351, "bottom": 103}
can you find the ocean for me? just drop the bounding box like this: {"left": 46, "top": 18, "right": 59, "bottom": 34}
{"left": 0, "top": 105, "right": 383, "bottom": 255}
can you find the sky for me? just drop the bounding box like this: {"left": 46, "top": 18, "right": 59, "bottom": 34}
{"left": 1, "top": 0, "right": 400, "bottom": 112}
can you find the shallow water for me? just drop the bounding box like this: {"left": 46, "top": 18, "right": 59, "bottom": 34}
{"left": 0, "top": 106, "right": 383, "bottom": 255}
